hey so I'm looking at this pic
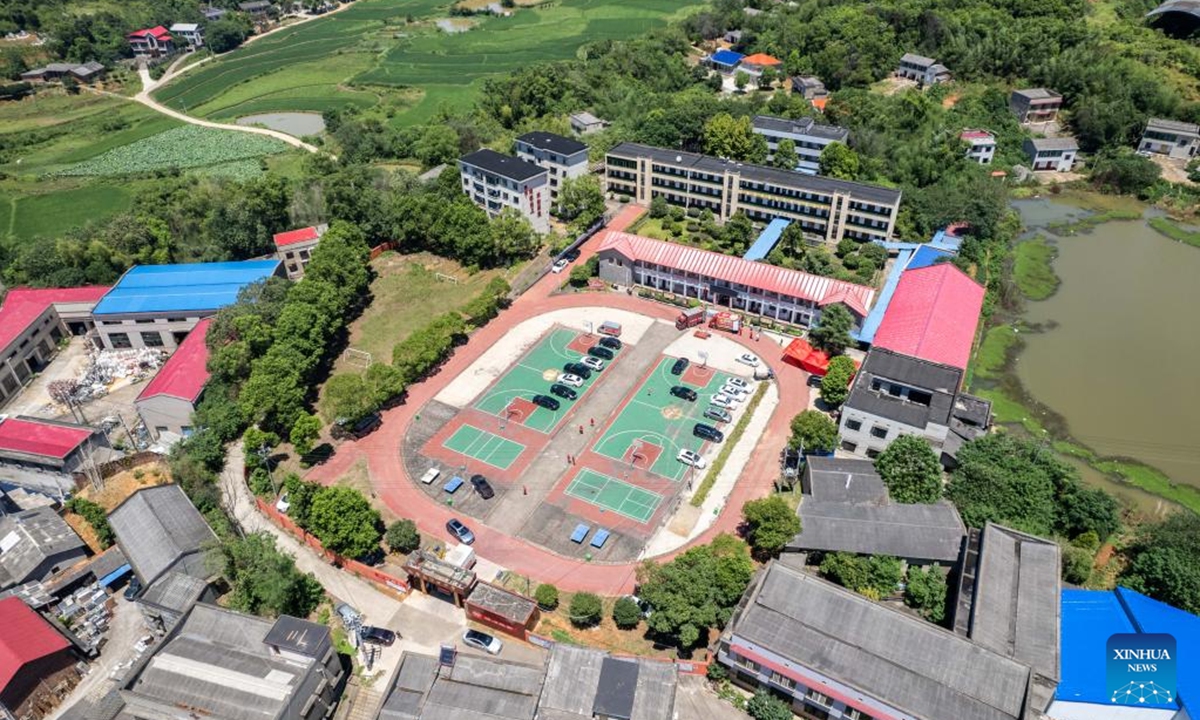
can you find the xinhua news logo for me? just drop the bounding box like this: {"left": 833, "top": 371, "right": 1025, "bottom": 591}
{"left": 1107, "top": 633, "right": 1176, "bottom": 707}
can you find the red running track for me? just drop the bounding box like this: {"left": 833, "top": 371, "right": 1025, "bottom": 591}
{"left": 306, "top": 205, "right": 811, "bottom": 594}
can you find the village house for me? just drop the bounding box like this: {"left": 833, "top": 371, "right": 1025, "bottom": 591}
{"left": 169, "top": 23, "right": 204, "bottom": 48}
{"left": 0, "top": 597, "right": 79, "bottom": 720}
{"left": 127, "top": 26, "right": 174, "bottom": 57}
{"left": 739, "top": 53, "right": 781, "bottom": 77}
{"left": 1138, "top": 117, "right": 1200, "bottom": 160}
{"left": 134, "top": 318, "right": 212, "bottom": 441}
{"left": 457, "top": 149, "right": 551, "bottom": 233}
{"left": 238, "top": 0, "right": 274, "bottom": 16}
{"left": 705, "top": 48, "right": 744, "bottom": 73}
{"left": 789, "top": 75, "right": 829, "bottom": 109}
{"left": 0, "top": 507, "right": 88, "bottom": 591}
{"left": 0, "top": 416, "right": 115, "bottom": 497}
{"left": 273, "top": 224, "right": 327, "bottom": 279}
{"left": 1010, "top": 88, "right": 1063, "bottom": 124}
{"left": 202, "top": 6, "right": 227, "bottom": 21}
{"left": 960, "top": 129, "right": 996, "bottom": 164}
{"left": 20, "top": 62, "right": 105, "bottom": 84}
{"left": 896, "top": 52, "right": 951, "bottom": 85}
{"left": 514, "top": 131, "right": 589, "bottom": 200}
{"left": 605, "top": 142, "right": 901, "bottom": 245}
{"left": 596, "top": 231, "right": 876, "bottom": 330}
{"left": 1024, "top": 136, "right": 1078, "bottom": 172}
{"left": 569, "top": 111, "right": 609, "bottom": 135}
{"left": 751, "top": 114, "right": 850, "bottom": 175}
{"left": 0, "top": 286, "right": 108, "bottom": 408}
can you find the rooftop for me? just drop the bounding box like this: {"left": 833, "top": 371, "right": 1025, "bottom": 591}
{"left": 0, "top": 416, "right": 96, "bottom": 461}
{"left": 128, "top": 26, "right": 171, "bottom": 39}
{"left": 0, "top": 286, "right": 109, "bottom": 352}
{"left": 169, "top": 23, "right": 199, "bottom": 31}
{"left": 872, "top": 264, "right": 985, "bottom": 370}
{"left": 607, "top": 142, "right": 903, "bottom": 206}
{"left": 459, "top": 149, "right": 545, "bottom": 182}
{"left": 108, "top": 484, "right": 216, "bottom": 586}
{"left": 960, "top": 129, "right": 995, "bottom": 142}
{"left": 272, "top": 225, "right": 322, "bottom": 247}
{"left": 516, "top": 131, "right": 588, "bottom": 157}
{"left": 708, "top": 49, "right": 744, "bottom": 66}
{"left": 136, "top": 319, "right": 212, "bottom": 404}
{"left": 791, "top": 457, "right": 966, "bottom": 562}
{"left": 844, "top": 347, "right": 962, "bottom": 429}
{"left": 0, "top": 507, "right": 86, "bottom": 589}
{"left": 91, "top": 260, "right": 282, "bottom": 316}
{"left": 0, "top": 596, "right": 70, "bottom": 692}
{"left": 138, "top": 571, "right": 209, "bottom": 615}
{"left": 1025, "top": 136, "right": 1079, "bottom": 152}
{"left": 726, "top": 562, "right": 1034, "bottom": 720}
{"left": 378, "top": 651, "right": 544, "bottom": 720}
{"left": 1146, "top": 117, "right": 1200, "bottom": 136}
{"left": 598, "top": 231, "right": 876, "bottom": 317}
{"left": 744, "top": 218, "right": 790, "bottom": 262}
{"left": 466, "top": 582, "right": 537, "bottom": 625}
{"left": 570, "top": 111, "right": 605, "bottom": 126}
{"left": 741, "top": 53, "right": 781, "bottom": 66}
{"left": 900, "top": 52, "right": 936, "bottom": 66}
{"left": 1012, "top": 88, "right": 1061, "bottom": 101}
{"left": 539, "top": 644, "right": 676, "bottom": 720}
{"left": 751, "top": 114, "right": 849, "bottom": 142}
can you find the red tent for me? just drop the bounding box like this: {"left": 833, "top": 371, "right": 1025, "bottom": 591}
{"left": 782, "top": 338, "right": 832, "bottom": 376}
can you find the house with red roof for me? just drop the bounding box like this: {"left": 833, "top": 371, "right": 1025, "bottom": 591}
{"left": 597, "top": 231, "right": 875, "bottom": 330}
{"left": 0, "top": 416, "right": 114, "bottom": 495}
{"left": 872, "top": 264, "right": 984, "bottom": 372}
{"left": 273, "top": 223, "right": 327, "bottom": 280}
{"left": 0, "top": 596, "right": 77, "bottom": 718}
{"left": 127, "top": 26, "right": 174, "bottom": 57}
{"left": 740, "top": 53, "right": 781, "bottom": 76}
{"left": 135, "top": 318, "right": 212, "bottom": 440}
{"left": 960, "top": 129, "right": 996, "bottom": 165}
{"left": 0, "top": 286, "right": 109, "bottom": 409}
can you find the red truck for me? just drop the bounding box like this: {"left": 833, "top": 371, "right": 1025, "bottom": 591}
{"left": 709, "top": 311, "right": 742, "bottom": 333}
{"left": 675, "top": 307, "right": 706, "bottom": 330}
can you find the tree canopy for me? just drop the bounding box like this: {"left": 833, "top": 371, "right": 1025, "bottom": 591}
{"left": 307, "top": 486, "right": 382, "bottom": 559}
{"left": 788, "top": 409, "right": 838, "bottom": 454}
{"left": 1120, "top": 513, "right": 1200, "bottom": 614}
{"left": 809, "top": 304, "right": 854, "bottom": 355}
{"left": 208, "top": 532, "right": 324, "bottom": 618}
{"left": 875, "top": 435, "right": 943, "bottom": 504}
{"left": 819, "top": 355, "right": 856, "bottom": 407}
{"left": 742, "top": 496, "right": 801, "bottom": 556}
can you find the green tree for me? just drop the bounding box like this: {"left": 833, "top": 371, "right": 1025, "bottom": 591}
{"left": 649, "top": 195, "right": 670, "bottom": 219}
{"left": 904, "top": 566, "right": 948, "bottom": 623}
{"left": 875, "top": 435, "right": 943, "bottom": 504}
{"left": 289, "top": 414, "right": 322, "bottom": 457}
{"left": 207, "top": 533, "right": 324, "bottom": 618}
{"left": 1089, "top": 148, "right": 1162, "bottom": 198}
{"left": 819, "top": 142, "right": 860, "bottom": 180}
{"left": 742, "top": 496, "right": 802, "bottom": 556}
{"left": 1062, "top": 545, "right": 1094, "bottom": 585}
{"left": 307, "top": 486, "right": 382, "bottom": 559}
{"left": 384, "top": 519, "right": 421, "bottom": 554}
{"left": 64, "top": 498, "right": 114, "bottom": 548}
{"left": 788, "top": 409, "right": 838, "bottom": 454}
{"left": 1120, "top": 513, "right": 1200, "bottom": 613}
{"left": 1059, "top": 485, "right": 1121, "bottom": 542}
{"left": 206, "top": 15, "right": 253, "bottom": 53}
{"left": 747, "top": 691, "right": 792, "bottom": 720}
{"left": 284, "top": 474, "right": 320, "bottom": 531}
{"left": 702, "top": 113, "right": 768, "bottom": 163}
{"left": 758, "top": 66, "right": 778, "bottom": 90}
{"left": 534, "top": 583, "right": 559, "bottom": 610}
{"left": 569, "top": 592, "right": 603, "bottom": 627}
{"left": 612, "top": 596, "right": 642, "bottom": 629}
{"left": 819, "top": 355, "right": 856, "bottom": 407}
{"left": 808, "top": 304, "right": 854, "bottom": 355}
{"left": 554, "top": 175, "right": 606, "bottom": 231}
{"left": 414, "top": 125, "right": 460, "bottom": 168}
{"left": 820, "top": 552, "right": 902, "bottom": 598}
{"left": 772, "top": 138, "right": 799, "bottom": 169}
{"left": 322, "top": 373, "right": 374, "bottom": 424}
{"left": 637, "top": 534, "right": 753, "bottom": 648}
{"left": 490, "top": 209, "right": 541, "bottom": 264}
{"left": 734, "top": 71, "right": 750, "bottom": 92}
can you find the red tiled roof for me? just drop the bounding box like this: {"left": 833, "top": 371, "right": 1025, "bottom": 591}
{"left": 873, "top": 264, "right": 984, "bottom": 370}
{"left": 597, "top": 231, "right": 875, "bottom": 317}
{"left": 137, "top": 318, "right": 212, "bottom": 403}
{"left": 0, "top": 417, "right": 95, "bottom": 459}
{"left": 742, "top": 53, "right": 781, "bottom": 66}
{"left": 0, "top": 597, "right": 71, "bottom": 691}
{"left": 273, "top": 226, "right": 320, "bottom": 247}
{"left": 128, "top": 25, "right": 171, "bottom": 40}
{"left": 0, "top": 286, "right": 110, "bottom": 353}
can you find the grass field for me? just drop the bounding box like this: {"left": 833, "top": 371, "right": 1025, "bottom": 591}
{"left": 565, "top": 468, "right": 661, "bottom": 524}
{"left": 592, "top": 357, "right": 731, "bottom": 482}
{"left": 153, "top": 0, "right": 703, "bottom": 125}
{"left": 9, "top": 185, "right": 133, "bottom": 240}
{"left": 1013, "top": 236, "right": 1059, "bottom": 301}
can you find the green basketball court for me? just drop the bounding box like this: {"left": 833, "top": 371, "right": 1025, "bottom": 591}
{"left": 591, "top": 357, "right": 732, "bottom": 481}
{"left": 474, "top": 327, "right": 611, "bottom": 433}
{"left": 442, "top": 424, "right": 526, "bottom": 470}
{"left": 565, "top": 469, "right": 662, "bottom": 524}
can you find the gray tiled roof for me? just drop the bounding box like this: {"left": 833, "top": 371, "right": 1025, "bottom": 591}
{"left": 570, "top": 111, "right": 605, "bottom": 126}
{"left": 0, "top": 507, "right": 86, "bottom": 588}
{"left": 727, "top": 563, "right": 1034, "bottom": 720}
{"left": 540, "top": 645, "right": 675, "bottom": 720}
{"left": 900, "top": 52, "right": 936, "bottom": 67}
{"left": 466, "top": 582, "right": 536, "bottom": 624}
{"left": 844, "top": 348, "right": 961, "bottom": 429}
{"left": 1025, "top": 136, "right": 1078, "bottom": 152}
{"left": 378, "top": 651, "right": 543, "bottom": 720}
{"left": 1146, "top": 117, "right": 1200, "bottom": 137}
{"left": 108, "top": 485, "right": 216, "bottom": 586}
{"left": 459, "top": 149, "right": 546, "bottom": 182}
{"left": 1012, "top": 88, "right": 1061, "bottom": 102}
{"left": 138, "top": 571, "right": 208, "bottom": 615}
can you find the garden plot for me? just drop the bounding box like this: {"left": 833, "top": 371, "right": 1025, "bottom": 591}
{"left": 54, "top": 126, "right": 290, "bottom": 178}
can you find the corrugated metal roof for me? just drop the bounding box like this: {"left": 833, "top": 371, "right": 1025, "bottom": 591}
{"left": 0, "top": 596, "right": 70, "bottom": 690}
{"left": 92, "top": 260, "right": 281, "bottom": 316}
{"left": 873, "top": 264, "right": 984, "bottom": 370}
{"left": 598, "top": 231, "right": 875, "bottom": 317}
{"left": 273, "top": 226, "right": 319, "bottom": 247}
{"left": 0, "top": 286, "right": 109, "bottom": 351}
{"left": 137, "top": 319, "right": 212, "bottom": 403}
{"left": 0, "top": 416, "right": 94, "bottom": 459}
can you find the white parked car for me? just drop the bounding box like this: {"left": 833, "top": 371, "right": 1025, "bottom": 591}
{"left": 556, "top": 372, "right": 584, "bottom": 388}
{"left": 676, "top": 449, "right": 707, "bottom": 469}
{"left": 420, "top": 467, "right": 441, "bottom": 485}
{"left": 551, "top": 258, "right": 570, "bottom": 274}
{"left": 581, "top": 356, "right": 605, "bottom": 371}
{"left": 463, "top": 629, "right": 503, "bottom": 655}
{"left": 721, "top": 384, "right": 748, "bottom": 398}
{"left": 710, "top": 394, "right": 736, "bottom": 409}
{"left": 726, "top": 377, "right": 749, "bottom": 389}
{"left": 737, "top": 353, "right": 760, "bottom": 367}
{"left": 275, "top": 494, "right": 290, "bottom": 514}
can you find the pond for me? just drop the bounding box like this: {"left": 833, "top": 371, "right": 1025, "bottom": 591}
{"left": 1011, "top": 198, "right": 1200, "bottom": 500}
{"left": 236, "top": 112, "right": 326, "bottom": 137}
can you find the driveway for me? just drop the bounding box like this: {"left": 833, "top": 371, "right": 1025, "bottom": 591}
{"left": 48, "top": 595, "right": 147, "bottom": 720}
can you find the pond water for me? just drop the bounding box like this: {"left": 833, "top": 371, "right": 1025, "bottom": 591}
{"left": 236, "top": 112, "right": 326, "bottom": 137}
{"left": 1011, "top": 199, "right": 1200, "bottom": 496}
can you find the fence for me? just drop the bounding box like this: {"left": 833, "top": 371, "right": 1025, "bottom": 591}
{"left": 524, "top": 632, "right": 710, "bottom": 675}
{"left": 369, "top": 242, "right": 397, "bottom": 260}
{"left": 254, "top": 497, "right": 411, "bottom": 597}
{"left": 72, "top": 450, "right": 162, "bottom": 488}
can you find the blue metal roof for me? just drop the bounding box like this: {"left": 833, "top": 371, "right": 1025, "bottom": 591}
{"left": 710, "top": 49, "right": 744, "bottom": 67}
{"left": 744, "top": 218, "right": 790, "bottom": 261}
{"left": 1058, "top": 588, "right": 1197, "bottom": 710}
{"left": 906, "top": 244, "right": 953, "bottom": 271}
{"left": 92, "top": 260, "right": 282, "bottom": 316}
{"left": 98, "top": 563, "right": 131, "bottom": 587}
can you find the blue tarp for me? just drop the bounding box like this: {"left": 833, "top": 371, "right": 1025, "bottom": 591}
{"left": 744, "top": 218, "right": 790, "bottom": 261}
{"left": 590, "top": 529, "right": 610, "bottom": 548}
{"left": 709, "top": 49, "right": 744, "bottom": 68}
{"left": 443, "top": 476, "right": 464, "bottom": 493}
{"left": 97, "top": 563, "right": 131, "bottom": 587}
{"left": 92, "top": 260, "right": 282, "bottom": 316}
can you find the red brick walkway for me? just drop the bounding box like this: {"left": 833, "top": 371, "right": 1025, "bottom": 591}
{"left": 306, "top": 205, "right": 811, "bottom": 594}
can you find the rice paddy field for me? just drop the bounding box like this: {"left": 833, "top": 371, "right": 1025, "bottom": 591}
{"left": 154, "top": 0, "right": 704, "bottom": 126}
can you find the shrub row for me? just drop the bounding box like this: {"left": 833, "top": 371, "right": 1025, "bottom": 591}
{"left": 691, "top": 382, "right": 769, "bottom": 507}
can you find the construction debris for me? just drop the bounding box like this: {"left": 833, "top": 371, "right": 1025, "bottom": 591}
{"left": 53, "top": 348, "right": 166, "bottom": 406}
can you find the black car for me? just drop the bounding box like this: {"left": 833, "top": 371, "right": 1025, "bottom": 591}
{"left": 670, "top": 385, "right": 698, "bottom": 402}
{"left": 587, "top": 346, "right": 614, "bottom": 360}
{"left": 693, "top": 423, "right": 724, "bottom": 443}
{"left": 123, "top": 576, "right": 142, "bottom": 601}
{"left": 563, "top": 248, "right": 582, "bottom": 262}
{"left": 599, "top": 336, "right": 622, "bottom": 351}
{"left": 671, "top": 357, "right": 690, "bottom": 375}
{"left": 333, "top": 412, "right": 382, "bottom": 440}
{"left": 550, "top": 384, "right": 578, "bottom": 401}
{"left": 532, "top": 394, "right": 560, "bottom": 411}
{"left": 470, "top": 474, "right": 495, "bottom": 499}
{"left": 563, "top": 362, "right": 593, "bottom": 379}
{"left": 360, "top": 626, "right": 397, "bottom": 646}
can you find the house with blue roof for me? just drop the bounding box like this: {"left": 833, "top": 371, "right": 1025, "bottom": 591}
{"left": 707, "top": 49, "right": 744, "bottom": 73}
{"left": 92, "top": 260, "right": 283, "bottom": 351}
{"left": 1051, "top": 587, "right": 1196, "bottom": 720}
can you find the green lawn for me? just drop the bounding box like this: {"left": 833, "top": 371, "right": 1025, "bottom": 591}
{"left": 1148, "top": 216, "right": 1200, "bottom": 249}
{"left": 1012, "top": 237, "right": 1059, "bottom": 301}
{"left": 971, "top": 324, "right": 1019, "bottom": 381}
{"left": 10, "top": 185, "right": 133, "bottom": 240}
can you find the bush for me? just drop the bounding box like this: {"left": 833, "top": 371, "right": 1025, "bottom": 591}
{"left": 1063, "top": 545, "right": 1094, "bottom": 585}
{"left": 706, "top": 662, "right": 728, "bottom": 682}
{"left": 64, "top": 498, "right": 114, "bottom": 548}
{"left": 747, "top": 690, "right": 792, "bottom": 720}
{"left": 742, "top": 496, "right": 801, "bottom": 556}
{"left": 569, "top": 592, "right": 603, "bottom": 627}
{"left": 249, "top": 467, "right": 275, "bottom": 497}
{"left": 904, "top": 565, "right": 948, "bottom": 623}
{"left": 384, "top": 519, "right": 421, "bottom": 554}
{"left": 612, "top": 596, "right": 642, "bottom": 629}
{"left": 534, "top": 583, "right": 559, "bottom": 610}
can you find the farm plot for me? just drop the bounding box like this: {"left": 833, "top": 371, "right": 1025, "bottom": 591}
{"left": 54, "top": 126, "right": 291, "bottom": 178}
